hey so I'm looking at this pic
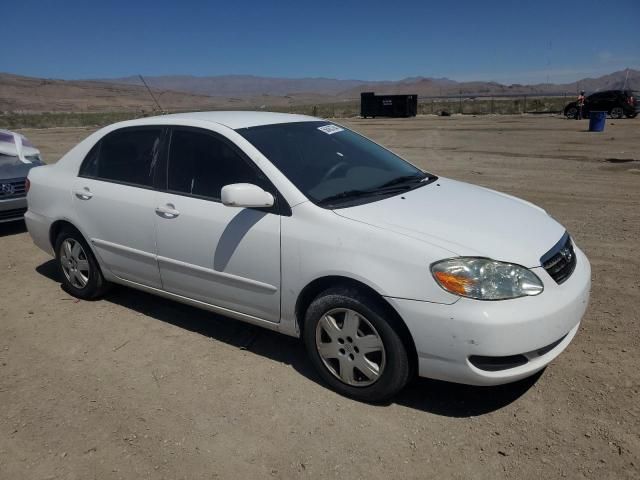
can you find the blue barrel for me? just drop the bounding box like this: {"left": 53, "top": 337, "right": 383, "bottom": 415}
{"left": 589, "top": 111, "right": 607, "bottom": 132}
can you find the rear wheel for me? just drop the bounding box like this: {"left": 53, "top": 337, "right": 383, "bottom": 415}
{"left": 55, "top": 228, "right": 109, "bottom": 300}
{"left": 302, "top": 287, "right": 411, "bottom": 402}
{"left": 565, "top": 107, "right": 578, "bottom": 119}
{"left": 610, "top": 106, "right": 624, "bottom": 119}
{"left": 625, "top": 112, "right": 637, "bottom": 119}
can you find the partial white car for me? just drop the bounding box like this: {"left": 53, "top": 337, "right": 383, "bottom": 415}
{"left": 0, "top": 129, "right": 44, "bottom": 223}
{"left": 25, "top": 112, "right": 591, "bottom": 402}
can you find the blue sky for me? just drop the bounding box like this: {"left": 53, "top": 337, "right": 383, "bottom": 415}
{"left": 2, "top": 0, "right": 638, "bottom": 84}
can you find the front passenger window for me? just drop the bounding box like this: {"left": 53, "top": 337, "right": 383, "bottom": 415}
{"left": 167, "top": 129, "right": 265, "bottom": 200}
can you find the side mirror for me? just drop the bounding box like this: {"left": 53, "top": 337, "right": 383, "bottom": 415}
{"left": 221, "top": 183, "right": 274, "bottom": 208}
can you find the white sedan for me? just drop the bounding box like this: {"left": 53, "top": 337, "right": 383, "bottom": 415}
{"left": 25, "top": 112, "right": 591, "bottom": 402}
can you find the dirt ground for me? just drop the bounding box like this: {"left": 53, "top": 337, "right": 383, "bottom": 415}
{"left": 1, "top": 115, "right": 639, "bottom": 479}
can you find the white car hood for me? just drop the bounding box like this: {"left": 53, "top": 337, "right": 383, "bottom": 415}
{"left": 334, "top": 177, "right": 566, "bottom": 268}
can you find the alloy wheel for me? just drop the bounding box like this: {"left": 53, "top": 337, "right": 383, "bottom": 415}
{"left": 60, "top": 238, "right": 90, "bottom": 289}
{"left": 315, "top": 308, "right": 386, "bottom": 387}
{"left": 611, "top": 107, "right": 624, "bottom": 119}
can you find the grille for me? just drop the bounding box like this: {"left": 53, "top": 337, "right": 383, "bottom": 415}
{"left": 541, "top": 233, "right": 577, "bottom": 284}
{"left": 469, "top": 333, "right": 568, "bottom": 372}
{"left": 469, "top": 354, "right": 528, "bottom": 372}
{"left": 0, "top": 207, "right": 27, "bottom": 221}
{"left": 0, "top": 178, "right": 27, "bottom": 199}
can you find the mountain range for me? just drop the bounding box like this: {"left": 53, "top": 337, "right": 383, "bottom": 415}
{"left": 102, "top": 69, "right": 639, "bottom": 98}
{"left": 1, "top": 69, "right": 637, "bottom": 113}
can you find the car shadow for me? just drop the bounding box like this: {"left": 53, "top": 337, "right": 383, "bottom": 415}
{"left": 0, "top": 220, "right": 27, "bottom": 237}
{"left": 393, "top": 370, "right": 542, "bottom": 416}
{"left": 214, "top": 209, "right": 266, "bottom": 271}
{"left": 36, "top": 259, "right": 540, "bottom": 417}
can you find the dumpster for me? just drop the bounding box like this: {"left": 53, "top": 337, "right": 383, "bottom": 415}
{"left": 361, "top": 92, "right": 418, "bottom": 118}
{"left": 588, "top": 111, "right": 607, "bottom": 132}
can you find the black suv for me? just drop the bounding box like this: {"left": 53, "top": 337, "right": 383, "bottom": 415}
{"left": 564, "top": 90, "right": 638, "bottom": 119}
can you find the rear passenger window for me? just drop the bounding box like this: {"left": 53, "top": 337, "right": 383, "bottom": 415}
{"left": 80, "top": 128, "right": 163, "bottom": 187}
{"left": 167, "top": 129, "right": 264, "bottom": 200}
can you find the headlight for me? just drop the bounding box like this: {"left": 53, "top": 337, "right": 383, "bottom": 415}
{"left": 431, "top": 257, "right": 543, "bottom": 300}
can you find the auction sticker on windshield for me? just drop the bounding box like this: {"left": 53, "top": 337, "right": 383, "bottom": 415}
{"left": 318, "top": 124, "right": 344, "bottom": 135}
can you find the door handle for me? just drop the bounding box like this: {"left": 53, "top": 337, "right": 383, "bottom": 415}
{"left": 155, "top": 204, "right": 180, "bottom": 218}
{"left": 73, "top": 187, "right": 93, "bottom": 200}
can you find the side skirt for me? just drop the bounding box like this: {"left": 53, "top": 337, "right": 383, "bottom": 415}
{"left": 110, "top": 276, "right": 299, "bottom": 338}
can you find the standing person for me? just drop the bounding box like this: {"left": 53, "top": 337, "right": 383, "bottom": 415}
{"left": 577, "top": 90, "right": 586, "bottom": 119}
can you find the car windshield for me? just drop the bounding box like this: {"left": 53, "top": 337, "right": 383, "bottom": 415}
{"left": 237, "top": 121, "right": 435, "bottom": 207}
{"left": 20, "top": 136, "right": 36, "bottom": 148}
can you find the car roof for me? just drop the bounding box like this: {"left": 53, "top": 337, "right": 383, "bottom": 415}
{"left": 139, "top": 111, "right": 320, "bottom": 130}
{"left": 0, "top": 128, "right": 26, "bottom": 139}
{"left": 590, "top": 90, "right": 628, "bottom": 95}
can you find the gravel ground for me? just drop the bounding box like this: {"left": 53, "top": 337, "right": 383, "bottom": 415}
{"left": 1, "top": 114, "right": 638, "bottom": 479}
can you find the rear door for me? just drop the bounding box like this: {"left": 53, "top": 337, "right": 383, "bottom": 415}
{"left": 587, "top": 92, "right": 608, "bottom": 112}
{"left": 73, "top": 126, "right": 165, "bottom": 288}
{"left": 601, "top": 91, "right": 619, "bottom": 111}
{"left": 153, "top": 127, "right": 281, "bottom": 322}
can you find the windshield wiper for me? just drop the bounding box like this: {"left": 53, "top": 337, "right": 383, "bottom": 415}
{"left": 317, "top": 173, "right": 435, "bottom": 206}
{"left": 318, "top": 184, "right": 418, "bottom": 206}
{"left": 377, "top": 173, "right": 428, "bottom": 189}
{"left": 317, "top": 189, "right": 377, "bottom": 206}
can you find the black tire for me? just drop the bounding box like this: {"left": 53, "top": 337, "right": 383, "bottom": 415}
{"left": 302, "top": 286, "right": 411, "bottom": 403}
{"left": 610, "top": 106, "right": 624, "bottom": 119}
{"left": 625, "top": 112, "right": 637, "bottom": 119}
{"left": 565, "top": 106, "right": 578, "bottom": 119}
{"left": 54, "top": 227, "right": 109, "bottom": 300}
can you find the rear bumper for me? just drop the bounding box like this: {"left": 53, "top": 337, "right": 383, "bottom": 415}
{"left": 387, "top": 247, "right": 591, "bottom": 386}
{"left": 24, "top": 209, "right": 54, "bottom": 255}
{"left": 0, "top": 196, "right": 27, "bottom": 223}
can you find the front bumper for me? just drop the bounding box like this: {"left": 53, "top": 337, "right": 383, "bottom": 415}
{"left": 0, "top": 196, "right": 27, "bottom": 223}
{"left": 387, "top": 247, "right": 591, "bottom": 386}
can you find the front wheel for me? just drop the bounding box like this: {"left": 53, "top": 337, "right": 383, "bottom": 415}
{"left": 302, "top": 287, "right": 411, "bottom": 402}
{"left": 610, "top": 106, "right": 624, "bottom": 119}
{"left": 565, "top": 107, "right": 578, "bottom": 119}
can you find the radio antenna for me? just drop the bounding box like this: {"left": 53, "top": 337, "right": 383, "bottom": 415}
{"left": 622, "top": 68, "right": 630, "bottom": 90}
{"left": 139, "top": 74, "right": 164, "bottom": 113}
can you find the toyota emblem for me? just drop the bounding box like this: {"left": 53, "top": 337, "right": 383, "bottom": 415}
{"left": 560, "top": 247, "right": 573, "bottom": 262}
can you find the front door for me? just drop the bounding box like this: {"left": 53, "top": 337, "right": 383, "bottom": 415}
{"left": 153, "top": 127, "right": 281, "bottom": 322}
